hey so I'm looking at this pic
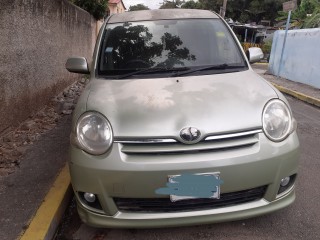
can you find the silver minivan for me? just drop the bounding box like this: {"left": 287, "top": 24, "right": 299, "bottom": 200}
{"left": 66, "top": 9, "right": 299, "bottom": 228}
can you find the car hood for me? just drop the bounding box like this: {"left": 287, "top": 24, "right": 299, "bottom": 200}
{"left": 86, "top": 70, "right": 277, "bottom": 139}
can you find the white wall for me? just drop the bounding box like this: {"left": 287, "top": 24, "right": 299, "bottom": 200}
{"left": 268, "top": 28, "right": 320, "bottom": 89}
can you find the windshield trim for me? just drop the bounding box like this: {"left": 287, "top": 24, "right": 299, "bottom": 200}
{"left": 96, "top": 19, "right": 248, "bottom": 79}
{"left": 97, "top": 67, "right": 249, "bottom": 80}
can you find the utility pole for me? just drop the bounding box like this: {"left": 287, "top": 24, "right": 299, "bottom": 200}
{"left": 221, "top": 0, "right": 228, "bottom": 18}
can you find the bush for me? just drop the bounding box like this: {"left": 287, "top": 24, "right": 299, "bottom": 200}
{"left": 72, "top": 0, "right": 108, "bottom": 20}
{"left": 262, "top": 40, "right": 272, "bottom": 54}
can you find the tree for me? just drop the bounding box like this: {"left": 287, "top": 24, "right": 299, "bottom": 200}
{"left": 276, "top": 0, "right": 320, "bottom": 28}
{"left": 181, "top": 0, "right": 202, "bottom": 9}
{"left": 160, "top": 0, "right": 184, "bottom": 9}
{"left": 197, "top": 0, "right": 223, "bottom": 12}
{"left": 195, "top": 0, "right": 286, "bottom": 25}
{"left": 129, "top": 4, "right": 150, "bottom": 11}
{"left": 304, "top": 4, "right": 320, "bottom": 28}
{"left": 71, "top": 0, "right": 108, "bottom": 20}
{"left": 244, "top": 0, "right": 266, "bottom": 23}
{"left": 225, "top": 0, "right": 285, "bottom": 24}
{"left": 224, "top": 0, "right": 248, "bottom": 21}
{"left": 159, "top": 0, "right": 303, "bottom": 25}
{"left": 261, "top": 0, "right": 286, "bottom": 25}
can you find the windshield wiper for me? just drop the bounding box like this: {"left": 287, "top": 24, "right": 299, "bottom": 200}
{"left": 171, "top": 64, "right": 246, "bottom": 77}
{"left": 116, "top": 66, "right": 190, "bottom": 79}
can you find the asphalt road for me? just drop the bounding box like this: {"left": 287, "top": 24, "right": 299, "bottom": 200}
{"left": 55, "top": 94, "right": 320, "bottom": 240}
{"left": 0, "top": 115, "right": 72, "bottom": 240}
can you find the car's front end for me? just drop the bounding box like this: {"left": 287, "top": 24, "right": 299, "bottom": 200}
{"left": 67, "top": 9, "right": 299, "bottom": 228}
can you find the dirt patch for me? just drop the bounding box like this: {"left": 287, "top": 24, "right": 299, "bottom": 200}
{"left": 0, "top": 77, "right": 88, "bottom": 177}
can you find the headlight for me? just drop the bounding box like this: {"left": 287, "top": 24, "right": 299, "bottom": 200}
{"left": 262, "top": 99, "right": 292, "bottom": 142}
{"left": 76, "top": 112, "right": 113, "bottom": 155}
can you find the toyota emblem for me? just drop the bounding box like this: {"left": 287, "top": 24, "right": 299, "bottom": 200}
{"left": 180, "top": 127, "right": 201, "bottom": 143}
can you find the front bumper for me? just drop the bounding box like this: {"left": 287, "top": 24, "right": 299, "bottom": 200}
{"left": 77, "top": 189, "right": 295, "bottom": 228}
{"left": 69, "top": 131, "right": 299, "bottom": 228}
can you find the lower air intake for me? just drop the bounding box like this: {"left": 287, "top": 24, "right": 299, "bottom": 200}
{"left": 114, "top": 186, "right": 267, "bottom": 213}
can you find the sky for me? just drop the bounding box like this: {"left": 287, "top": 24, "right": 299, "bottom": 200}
{"left": 122, "top": 0, "right": 163, "bottom": 10}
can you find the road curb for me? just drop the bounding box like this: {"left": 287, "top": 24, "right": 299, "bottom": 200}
{"left": 254, "top": 62, "right": 268, "bottom": 65}
{"left": 18, "top": 164, "right": 72, "bottom": 240}
{"left": 272, "top": 83, "right": 320, "bottom": 108}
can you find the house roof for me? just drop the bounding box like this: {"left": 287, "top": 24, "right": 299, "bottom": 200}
{"left": 108, "top": 0, "right": 126, "bottom": 9}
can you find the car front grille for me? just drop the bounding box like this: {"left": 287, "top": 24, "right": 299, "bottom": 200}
{"left": 117, "top": 130, "right": 261, "bottom": 155}
{"left": 114, "top": 186, "right": 267, "bottom": 213}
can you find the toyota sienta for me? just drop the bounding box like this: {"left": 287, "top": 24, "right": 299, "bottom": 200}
{"left": 66, "top": 9, "right": 299, "bottom": 228}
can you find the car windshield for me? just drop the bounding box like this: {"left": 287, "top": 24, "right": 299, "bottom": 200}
{"left": 98, "top": 19, "right": 247, "bottom": 77}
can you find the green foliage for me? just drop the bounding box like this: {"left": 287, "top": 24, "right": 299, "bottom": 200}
{"left": 198, "top": 0, "right": 223, "bottom": 12}
{"left": 227, "top": 0, "right": 286, "bottom": 24}
{"left": 159, "top": 0, "right": 320, "bottom": 27}
{"left": 276, "top": 0, "right": 320, "bottom": 28}
{"left": 262, "top": 40, "right": 272, "bottom": 54}
{"left": 238, "top": 12, "right": 251, "bottom": 23}
{"left": 181, "top": 0, "right": 202, "bottom": 9}
{"left": 71, "top": 0, "right": 107, "bottom": 20}
{"left": 304, "top": 7, "right": 320, "bottom": 28}
{"left": 129, "top": 4, "right": 149, "bottom": 11}
{"left": 185, "top": 0, "right": 285, "bottom": 25}
{"left": 245, "top": 0, "right": 266, "bottom": 22}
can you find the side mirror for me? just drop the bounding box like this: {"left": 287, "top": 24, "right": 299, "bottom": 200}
{"left": 246, "top": 47, "right": 264, "bottom": 64}
{"left": 66, "top": 57, "right": 90, "bottom": 74}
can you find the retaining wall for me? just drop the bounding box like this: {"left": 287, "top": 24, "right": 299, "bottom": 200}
{"left": 0, "top": 0, "right": 97, "bottom": 133}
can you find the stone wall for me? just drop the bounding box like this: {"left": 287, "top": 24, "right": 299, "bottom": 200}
{"left": 269, "top": 28, "right": 320, "bottom": 89}
{"left": 0, "top": 0, "right": 97, "bottom": 133}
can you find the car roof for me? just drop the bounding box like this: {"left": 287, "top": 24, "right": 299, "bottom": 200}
{"left": 108, "top": 9, "right": 219, "bottom": 24}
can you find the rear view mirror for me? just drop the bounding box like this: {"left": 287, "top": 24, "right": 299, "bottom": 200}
{"left": 66, "top": 57, "right": 90, "bottom": 74}
{"left": 246, "top": 47, "right": 264, "bottom": 64}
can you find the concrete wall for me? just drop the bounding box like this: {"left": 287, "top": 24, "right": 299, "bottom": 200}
{"left": 269, "top": 28, "right": 320, "bottom": 89}
{"left": 0, "top": 0, "right": 97, "bottom": 133}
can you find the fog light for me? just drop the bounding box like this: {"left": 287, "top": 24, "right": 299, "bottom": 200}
{"left": 280, "top": 177, "right": 290, "bottom": 187}
{"left": 277, "top": 174, "right": 296, "bottom": 196}
{"left": 84, "top": 192, "right": 96, "bottom": 203}
{"left": 78, "top": 191, "right": 103, "bottom": 211}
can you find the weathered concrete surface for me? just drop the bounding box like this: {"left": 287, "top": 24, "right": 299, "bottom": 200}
{"left": 0, "top": 77, "right": 87, "bottom": 239}
{"left": 269, "top": 29, "right": 320, "bottom": 89}
{"left": 0, "top": 78, "right": 87, "bottom": 176}
{"left": 0, "top": 115, "right": 72, "bottom": 240}
{"left": 0, "top": 0, "right": 96, "bottom": 133}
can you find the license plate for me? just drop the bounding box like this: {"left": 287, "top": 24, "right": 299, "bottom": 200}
{"left": 168, "top": 173, "right": 222, "bottom": 202}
